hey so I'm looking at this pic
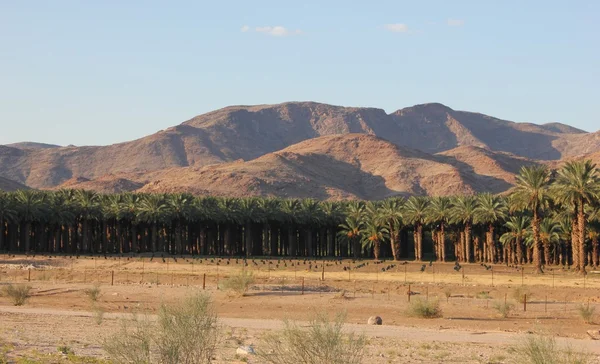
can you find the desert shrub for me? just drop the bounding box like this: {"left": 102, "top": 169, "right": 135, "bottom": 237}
{"left": 84, "top": 284, "right": 102, "bottom": 302}
{"left": 493, "top": 301, "right": 514, "bottom": 318}
{"left": 407, "top": 298, "right": 442, "bottom": 318}
{"left": 93, "top": 305, "right": 105, "bottom": 325}
{"left": 512, "top": 335, "right": 592, "bottom": 364}
{"left": 444, "top": 288, "right": 452, "bottom": 302}
{"left": 258, "top": 312, "right": 365, "bottom": 364}
{"left": 577, "top": 304, "right": 595, "bottom": 324}
{"left": 103, "top": 293, "right": 218, "bottom": 364}
{"left": 476, "top": 291, "right": 491, "bottom": 299}
{"left": 2, "top": 284, "right": 32, "bottom": 306}
{"left": 219, "top": 270, "right": 254, "bottom": 296}
{"left": 513, "top": 287, "right": 531, "bottom": 304}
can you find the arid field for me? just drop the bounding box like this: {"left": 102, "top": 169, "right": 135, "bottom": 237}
{"left": 1, "top": 255, "right": 600, "bottom": 363}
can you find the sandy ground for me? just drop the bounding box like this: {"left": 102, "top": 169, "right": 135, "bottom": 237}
{"left": 1, "top": 255, "right": 600, "bottom": 363}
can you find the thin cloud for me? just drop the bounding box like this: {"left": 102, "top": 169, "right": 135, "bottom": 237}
{"left": 240, "top": 25, "right": 250, "bottom": 32}
{"left": 384, "top": 23, "right": 409, "bottom": 33}
{"left": 447, "top": 19, "right": 465, "bottom": 27}
{"left": 253, "top": 26, "right": 302, "bottom": 37}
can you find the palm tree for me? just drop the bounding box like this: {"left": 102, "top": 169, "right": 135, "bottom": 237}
{"left": 500, "top": 215, "right": 530, "bottom": 265}
{"left": 73, "top": 190, "right": 101, "bottom": 253}
{"left": 299, "top": 199, "right": 324, "bottom": 257}
{"left": 321, "top": 201, "right": 344, "bottom": 257}
{"left": 14, "top": 190, "right": 47, "bottom": 252}
{"left": 338, "top": 215, "right": 363, "bottom": 259}
{"left": 167, "top": 193, "right": 194, "bottom": 254}
{"left": 360, "top": 216, "right": 388, "bottom": 260}
{"left": 345, "top": 201, "right": 365, "bottom": 258}
{"left": 511, "top": 165, "right": 551, "bottom": 273}
{"left": 450, "top": 196, "right": 477, "bottom": 263}
{"left": 281, "top": 199, "right": 300, "bottom": 256}
{"left": 403, "top": 196, "right": 429, "bottom": 261}
{"left": 426, "top": 197, "right": 452, "bottom": 262}
{"left": 379, "top": 198, "right": 404, "bottom": 261}
{"left": 0, "top": 192, "right": 17, "bottom": 252}
{"left": 526, "top": 218, "right": 560, "bottom": 266}
{"left": 588, "top": 207, "right": 600, "bottom": 268}
{"left": 474, "top": 193, "right": 508, "bottom": 264}
{"left": 551, "top": 160, "right": 600, "bottom": 274}
{"left": 137, "top": 194, "right": 170, "bottom": 252}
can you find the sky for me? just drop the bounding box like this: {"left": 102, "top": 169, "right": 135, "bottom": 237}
{"left": 1, "top": 0, "right": 599, "bottom": 146}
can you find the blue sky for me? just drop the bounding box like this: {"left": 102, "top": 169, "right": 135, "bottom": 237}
{"left": 1, "top": 0, "right": 598, "bottom": 146}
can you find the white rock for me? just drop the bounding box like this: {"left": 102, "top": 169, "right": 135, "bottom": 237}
{"left": 236, "top": 345, "right": 255, "bottom": 355}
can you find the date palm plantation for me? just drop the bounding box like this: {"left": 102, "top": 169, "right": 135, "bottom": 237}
{"left": 0, "top": 160, "right": 598, "bottom": 271}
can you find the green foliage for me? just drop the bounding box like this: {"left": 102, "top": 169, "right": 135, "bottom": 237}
{"left": 407, "top": 298, "right": 442, "bottom": 318}
{"left": 258, "top": 312, "right": 366, "bottom": 364}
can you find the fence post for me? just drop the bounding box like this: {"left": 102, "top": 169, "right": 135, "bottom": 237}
{"left": 321, "top": 264, "right": 325, "bottom": 281}
{"left": 408, "top": 284, "right": 411, "bottom": 302}
{"left": 545, "top": 295, "right": 547, "bottom": 313}
{"left": 404, "top": 265, "right": 407, "bottom": 283}
{"left": 524, "top": 294, "right": 527, "bottom": 312}
{"left": 353, "top": 280, "right": 356, "bottom": 298}
{"left": 491, "top": 269, "right": 494, "bottom": 287}
{"left": 111, "top": 270, "right": 114, "bottom": 286}
{"left": 301, "top": 277, "right": 305, "bottom": 295}
{"left": 521, "top": 267, "right": 524, "bottom": 286}
{"left": 28, "top": 268, "right": 31, "bottom": 282}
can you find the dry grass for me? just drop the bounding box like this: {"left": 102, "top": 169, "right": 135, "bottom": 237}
{"left": 258, "top": 312, "right": 366, "bottom": 364}
{"left": 577, "top": 304, "right": 595, "bottom": 324}
{"left": 512, "top": 335, "right": 592, "bottom": 364}
{"left": 219, "top": 270, "right": 255, "bottom": 297}
{"left": 1, "top": 284, "right": 32, "bottom": 306}
{"left": 102, "top": 293, "right": 219, "bottom": 364}
{"left": 493, "top": 301, "right": 514, "bottom": 318}
{"left": 84, "top": 284, "right": 102, "bottom": 302}
{"left": 407, "top": 298, "right": 442, "bottom": 318}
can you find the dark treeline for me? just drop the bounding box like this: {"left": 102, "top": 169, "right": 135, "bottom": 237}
{"left": 0, "top": 161, "right": 599, "bottom": 274}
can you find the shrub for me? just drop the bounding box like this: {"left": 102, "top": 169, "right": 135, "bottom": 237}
{"left": 512, "top": 335, "right": 592, "bottom": 364}
{"left": 476, "top": 291, "right": 491, "bottom": 299}
{"left": 2, "top": 284, "right": 32, "bottom": 306}
{"left": 102, "top": 293, "right": 219, "bottom": 364}
{"left": 577, "top": 304, "right": 595, "bottom": 324}
{"left": 258, "top": 312, "right": 366, "bottom": 364}
{"left": 443, "top": 288, "right": 452, "bottom": 302}
{"left": 93, "top": 305, "right": 105, "bottom": 325}
{"left": 219, "top": 270, "right": 254, "bottom": 297}
{"left": 407, "top": 298, "right": 442, "bottom": 318}
{"left": 84, "top": 284, "right": 102, "bottom": 302}
{"left": 493, "top": 301, "right": 514, "bottom": 318}
{"left": 513, "top": 287, "right": 531, "bottom": 304}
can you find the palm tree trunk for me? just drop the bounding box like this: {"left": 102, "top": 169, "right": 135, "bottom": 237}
{"left": 440, "top": 223, "right": 446, "bottom": 262}
{"left": 0, "top": 219, "right": 4, "bottom": 252}
{"left": 571, "top": 215, "right": 579, "bottom": 269}
{"left": 374, "top": 240, "right": 381, "bottom": 260}
{"left": 543, "top": 241, "right": 551, "bottom": 267}
{"left": 532, "top": 211, "right": 543, "bottom": 273}
{"left": 465, "top": 223, "right": 472, "bottom": 263}
{"left": 270, "top": 224, "right": 279, "bottom": 256}
{"left": 593, "top": 237, "right": 599, "bottom": 268}
{"left": 578, "top": 201, "right": 587, "bottom": 275}
{"left": 327, "top": 227, "right": 335, "bottom": 257}
{"left": 288, "top": 226, "right": 297, "bottom": 257}
{"left": 516, "top": 236, "right": 523, "bottom": 265}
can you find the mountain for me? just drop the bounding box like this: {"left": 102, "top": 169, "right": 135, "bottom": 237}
{"left": 0, "top": 176, "right": 29, "bottom": 192}
{"left": 137, "top": 134, "right": 535, "bottom": 199}
{"left": 6, "top": 142, "right": 61, "bottom": 150}
{"left": 1, "top": 102, "right": 598, "bottom": 195}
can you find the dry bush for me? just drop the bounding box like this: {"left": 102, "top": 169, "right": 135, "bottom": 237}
{"left": 219, "top": 270, "right": 254, "bottom": 297}
{"left": 512, "top": 335, "right": 592, "bottom": 364}
{"left": 103, "top": 293, "right": 219, "bottom": 364}
{"left": 493, "top": 301, "right": 514, "bottom": 318}
{"left": 2, "top": 284, "right": 32, "bottom": 306}
{"left": 258, "top": 312, "right": 366, "bottom": 364}
{"left": 84, "top": 284, "right": 102, "bottom": 302}
{"left": 444, "top": 288, "right": 452, "bottom": 302}
{"left": 577, "top": 305, "right": 595, "bottom": 324}
{"left": 513, "top": 287, "right": 531, "bottom": 304}
{"left": 407, "top": 298, "right": 442, "bottom": 318}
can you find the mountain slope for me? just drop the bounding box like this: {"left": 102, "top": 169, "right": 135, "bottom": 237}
{"left": 137, "top": 134, "right": 533, "bottom": 199}
{"left": 1, "top": 101, "right": 598, "bottom": 190}
{"left": 0, "top": 176, "right": 29, "bottom": 192}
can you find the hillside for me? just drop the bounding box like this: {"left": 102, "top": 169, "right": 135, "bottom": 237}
{"left": 137, "top": 134, "right": 533, "bottom": 199}
{"left": 1, "top": 101, "right": 598, "bottom": 193}
{"left": 0, "top": 176, "right": 29, "bottom": 192}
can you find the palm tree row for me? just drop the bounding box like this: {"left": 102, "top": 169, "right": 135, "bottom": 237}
{"left": 0, "top": 161, "right": 599, "bottom": 273}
